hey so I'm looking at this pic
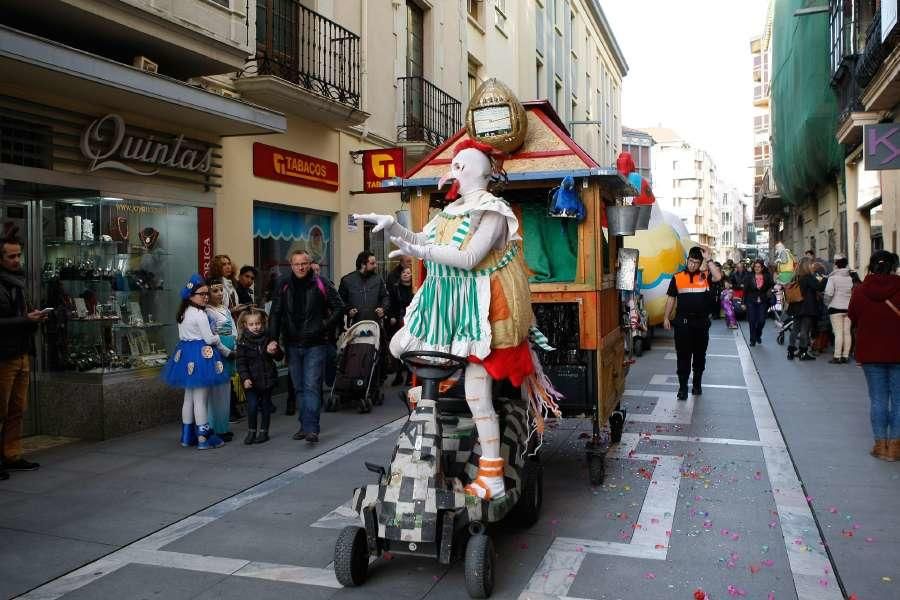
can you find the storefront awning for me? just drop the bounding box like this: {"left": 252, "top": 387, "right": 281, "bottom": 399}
{"left": 0, "top": 25, "right": 286, "bottom": 137}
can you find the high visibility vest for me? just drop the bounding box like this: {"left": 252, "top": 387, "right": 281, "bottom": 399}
{"left": 673, "top": 270, "right": 710, "bottom": 295}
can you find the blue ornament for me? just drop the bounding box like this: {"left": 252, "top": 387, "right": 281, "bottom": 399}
{"left": 548, "top": 176, "right": 585, "bottom": 220}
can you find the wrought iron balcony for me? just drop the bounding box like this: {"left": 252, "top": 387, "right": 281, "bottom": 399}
{"left": 835, "top": 55, "right": 865, "bottom": 122}
{"left": 254, "top": 1, "right": 360, "bottom": 109}
{"left": 856, "top": 11, "right": 888, "bottom": 88}
{"left": 397, "top": 76, "right": 463, "bottom": 147}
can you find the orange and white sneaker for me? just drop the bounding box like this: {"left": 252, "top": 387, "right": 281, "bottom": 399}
{"left": 464, "top": 457, "right": 506, "bottom": 500}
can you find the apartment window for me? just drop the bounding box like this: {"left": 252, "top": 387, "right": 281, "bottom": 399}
{"left": 571, "top": 99, "right": 577, "bottom": 123}
{"left": 536, "top": 58, "right": 544, "bottom": 98}
{"left": 467, "top": 0, "right": 482, "bottom": 23}
{"left": 536, "top": 1, "right": 545, "bottom": 56}
{"left": 495, "top": 0, "right": 508, "bottom": 33}
{"left": 571, "top": 53, "right": 579, "bottom": 98}
{"left": 407, "top": 1, "right": 424, "bottom": 78}
{"left": 555, "top": 29, "right": 564, "bottom": 74}
{"left": 468, "top": 55, "right": 482, "bottom": 100}
{"left": 554, "top": 81, "right": 563, "bottom": 115}
{"left": 586, "top": 72, "right": 592, "bottom": 114}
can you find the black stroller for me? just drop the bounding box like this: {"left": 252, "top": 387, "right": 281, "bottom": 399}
{"left": 326, "top": 320, "right": 383, "bottom": 413}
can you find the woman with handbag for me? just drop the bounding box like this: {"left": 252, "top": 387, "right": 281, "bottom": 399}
{"left": 786, "top": 257, "right": 824, "bottom": 360}
{"left": 743, "top": 259, "right": 774, "bottom": 346}
{"left": 848, "top": 251, "right": 900, "bottom": 461}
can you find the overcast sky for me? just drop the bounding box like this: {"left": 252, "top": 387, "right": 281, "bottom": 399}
{"left": 602, "top": 0, "right": 769, "bottom": 195}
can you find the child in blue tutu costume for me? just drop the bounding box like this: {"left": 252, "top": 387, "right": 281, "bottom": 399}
{"left": 162, "top": 274, "right": 233, "bottom": 449}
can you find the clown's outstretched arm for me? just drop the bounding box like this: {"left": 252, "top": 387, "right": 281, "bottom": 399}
{"left": 353, "top": 213, "right": 427, "bottom": 246}
{"left": 390, "top": 212, "right": 507, "bottom": 270}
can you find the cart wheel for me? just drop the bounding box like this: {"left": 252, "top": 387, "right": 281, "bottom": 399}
{"left": 587, "top": 451, "right": 606, "bottom": 486}
{"left": 465, "top": 534, "right": 495, "bottom": 599}
{"left": 508, "top": 459, "right": 542, "bottom": 528}
{"left": 777, "top": 331, "right": 785, "bottom": 345}
{"left": 325, "top": 395, "right": 339, "bottom": 412}
{"left": 333, "top": 526, "right": 368, "bottom": 587}
{"left": 609, "top": 410, "right": 625, "bottom": 444}
{"left": 633, "top": 337, "right": 644, "bottom": 357}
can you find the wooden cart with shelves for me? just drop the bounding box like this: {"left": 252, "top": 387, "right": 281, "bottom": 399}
{"left": 390, "top": 101, "right": 633, "bottom": 483}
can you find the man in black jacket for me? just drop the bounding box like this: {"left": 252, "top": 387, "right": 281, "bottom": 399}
{"left": 339, "top": 252, "right": 389, "bottom": 325}
{"left": 0, "top": 238, "right": 46, "bottom": 479}
{"left": 268, "top": 250, "right": 344, "bottom": 443}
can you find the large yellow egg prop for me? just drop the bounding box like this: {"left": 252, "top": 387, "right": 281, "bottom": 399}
{"left": 625, "top": 204, "right": 691, "bottom": 326}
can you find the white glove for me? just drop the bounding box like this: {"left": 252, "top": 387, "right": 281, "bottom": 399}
{"left": 352, "top": 213, "right": 394, "bottom": 233}
{"left": 389, "top": 236, "right": 425, "bottom": 260}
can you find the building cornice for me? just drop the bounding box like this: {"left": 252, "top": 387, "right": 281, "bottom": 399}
{"left": 585, "top": 1, "right": 628, "bottom": 76}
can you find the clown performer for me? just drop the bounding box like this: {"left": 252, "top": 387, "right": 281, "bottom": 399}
{"left": 774, "top": 241, "right": 796, "bottom": 284}
{"left": 162, "top": 274, "right": 233, "bottom": 450}
{"left": 354, "top": 140, "right": 562, "bottom": 500}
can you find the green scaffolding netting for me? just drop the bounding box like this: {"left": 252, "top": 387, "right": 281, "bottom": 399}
{"left": 771, "top": 0, "right": 843, "bottom": 205}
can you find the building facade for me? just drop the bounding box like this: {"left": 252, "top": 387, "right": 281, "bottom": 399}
{"left": 621, "top": 127, "right": 653, "bottom": 182}
{"left": 717, "top": 185, "right": 748, "bottom": 262}
{"left": 0, "top": 1, "right": 285, "bottom": 439}
{"left": 830, "top": 0, "right": 900, "bottom": 270}
{"left": 638, "top": 127, "right": 720, "bottom": 249}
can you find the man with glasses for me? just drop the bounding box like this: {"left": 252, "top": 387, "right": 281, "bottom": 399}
{"left": 663, "top": 246, "right": 723, "bottom": 400}
{"left": 268, "top": 250, "right": 344, "bottom": 444}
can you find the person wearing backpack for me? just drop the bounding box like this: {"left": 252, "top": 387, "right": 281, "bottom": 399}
{"left": 268, "top": 250, "right": 345, "bottom": 444}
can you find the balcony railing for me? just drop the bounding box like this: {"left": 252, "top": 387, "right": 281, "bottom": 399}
{"left": 254, "top": 1, "right": 360, "bottom": 108}
{"left": 856, "top": 11, "right": 888, "bottom": 88}
{"left": 397, "top": 76, "right": 463, "bottom": 147}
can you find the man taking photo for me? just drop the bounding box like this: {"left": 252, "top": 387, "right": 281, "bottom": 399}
{"left": 0, "top": 237, "right": 46, "bottom": 480}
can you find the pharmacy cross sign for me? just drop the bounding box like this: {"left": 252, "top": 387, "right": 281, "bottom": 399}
{"left": 864, "top": 123, "right": 900, "bottom": 170}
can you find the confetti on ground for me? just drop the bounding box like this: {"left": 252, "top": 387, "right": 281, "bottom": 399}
{"left": 727, "top": 584, "right": 747, "bottom": 597}
{"left": 644, "top": 572, "right": 656, "bottom": 580}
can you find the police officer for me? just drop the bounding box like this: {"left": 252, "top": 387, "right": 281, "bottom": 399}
{"left": 663, "top": 246, "right": 723, "bottom": 400}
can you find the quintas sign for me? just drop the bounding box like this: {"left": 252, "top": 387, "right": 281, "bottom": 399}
{"left": 253, "top": 143, "right": 339, "bottom": 191}
{"left": 80, "top": 114, "right": 214, "bottom": 176}
{"left": 362, "top": 148, "right": 404, "bottom": 192}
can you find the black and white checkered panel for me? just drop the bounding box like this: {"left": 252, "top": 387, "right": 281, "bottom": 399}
{"left": 374, "top": 399, "right": 444, "bottom": 542}
{"left": 439, "top": 414, "right": 477, "bottom": 476}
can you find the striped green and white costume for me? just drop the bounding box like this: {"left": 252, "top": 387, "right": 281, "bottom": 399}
{"left": 389, "top": 192, "right": 531, "bottom": 361}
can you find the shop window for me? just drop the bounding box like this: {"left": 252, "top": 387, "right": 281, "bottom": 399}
{"left": 36, "top": 195, "right": 197, "bottom": 373}
{"left": 253, "top": 204, "right": 334, "bottom": 304}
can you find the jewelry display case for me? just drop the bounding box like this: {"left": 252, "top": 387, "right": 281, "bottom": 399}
{"left": 33, "top": 195, "right": 201, "bottom": 439}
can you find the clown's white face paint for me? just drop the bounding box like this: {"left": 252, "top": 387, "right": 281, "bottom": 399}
{"left": 438, "top": 148, "right": 492, "bottom": 197}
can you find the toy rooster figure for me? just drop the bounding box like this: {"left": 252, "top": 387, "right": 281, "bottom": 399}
{"left": 354, "top": 139, "right": 562, "bottom": 500}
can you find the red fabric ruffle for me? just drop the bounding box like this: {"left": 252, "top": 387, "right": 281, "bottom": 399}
{"left": 469, "top": 340, "right": 534, "bottom": 387}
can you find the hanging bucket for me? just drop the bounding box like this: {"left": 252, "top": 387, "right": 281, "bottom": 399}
{"left": 607, "top": 205, "right": 640, "bottom": 236}
{"left": 634, "top": 204, "right": 652, "bottom": 230}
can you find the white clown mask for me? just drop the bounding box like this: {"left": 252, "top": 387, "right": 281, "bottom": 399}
{"left": 438, "top": 147, "right": 492, "bottom": 198}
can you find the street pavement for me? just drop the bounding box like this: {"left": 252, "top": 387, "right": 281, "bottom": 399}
{"left": 2, "top": 319, "right": 898, "bottom": 600}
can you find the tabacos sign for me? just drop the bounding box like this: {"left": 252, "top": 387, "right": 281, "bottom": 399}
{"left": 362, "top": 148, "right": 404, "bottom": 192}
{"left": 253, "top": 142, "right": 339, "bottom": 191}
{"left": 80, "top": 114, "right": 214, "bottom": 176}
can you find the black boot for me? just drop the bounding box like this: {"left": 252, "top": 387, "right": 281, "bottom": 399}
{"left": 255, "top": 411, "right": 271, "bottom": 444}
{"left": 798, "top": 347, "right": 815, "bottom": 361}
{"left": 691, "top": 372, "right": 703, "bottom": 396}
{"left": 677, "top": 374, "right": 689, "bottom": 401}
{"left": 244, "top": 430, "right": 256, "bottom": 445}
{"left": 787, "top": 346, "right": 796, "bottom": 360}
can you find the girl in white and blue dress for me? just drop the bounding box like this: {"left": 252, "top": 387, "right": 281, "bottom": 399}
{"left": 205, "top": 277, "right": 237, "bottom": 442}
{"left": 162, "top": 274, "right": 232, "bottom": 450}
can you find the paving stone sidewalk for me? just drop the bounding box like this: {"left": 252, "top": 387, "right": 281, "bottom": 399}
{"left": 738, "top": 318, "right": 900, "bottom": 600}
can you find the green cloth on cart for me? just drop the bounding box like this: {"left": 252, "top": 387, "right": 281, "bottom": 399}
{"left": 521, "top": 203, "right": 578, "bottom": 283}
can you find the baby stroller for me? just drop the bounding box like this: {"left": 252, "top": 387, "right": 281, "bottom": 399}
{"left": 731, "top": 289, "right": 747, "bottom": 321}
{"left": 327, "top": 320, "right": 383, "bottom": 413}
{"left": 768, "top": 284, "right": 794, "bottom": 345}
